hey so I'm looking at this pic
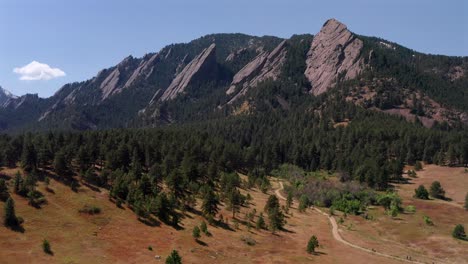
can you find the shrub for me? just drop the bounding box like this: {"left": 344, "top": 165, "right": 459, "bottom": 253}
{"left": 241, "top": 235, "right": 256, "bottom": 246}
{"left": 405, "top": 205, "right": 416, "bottom": 213}
{"left": 332, "top": 196, "right": 362, "bottom": 215}
{"left": 79, "top": 205, "right": 101, "bottom": 215}
{"left": 423, "top": 215, "right": 434, "bottom": 226}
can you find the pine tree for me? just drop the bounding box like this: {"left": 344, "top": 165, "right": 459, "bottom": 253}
{"left": 13, "top": 172, "right": 22, "bottom": 194}
{"left": 21, "top": 141, "right": 37, "bottom": 172}
{"left": 192, "top": 226, "right": 200, "bottom": 240}
{"left": 4, "top": 197, "right": 18, "bottom": 227}
{"left": 429, "top": 181, "right": 445, "bottom": 199}
{"left": 464, "top": 192, "right": 468, "bottom": 211}
{"left": 200, "top": 221, "right": 208, "bottom": 234}
{"left": 228, "top": 188, "right": 241, "bottom": 218}
{"left": 53, "top": 150, "right": 68, "bottom": 176}
{"left": 414, "top": 185, "right": 429, "bottom": 199}
{"left": 414, "top": 161, "right": 423, "bottom": 171}
{"left": 286, "top": 191, "right": 293, "bottom": 208}
{"left": 452, "top": 224, "right": 466, "bottom": 240}
{"left": 42, "top": 239, "right": 52, "bottom": 255}
{"left": 256, "top": 213, "right": 266, "bottom": 230}
{"left": 201, "top": 188, "right": 219, "bottom": 218}
{"left": 0, "top": 179, "right": 9, "bottom": 201}
{"left": 166, "top": 249, "right": 182, "bottom": 264}
{"left": 307, "top": 235, "right": 319, "bottom": 253}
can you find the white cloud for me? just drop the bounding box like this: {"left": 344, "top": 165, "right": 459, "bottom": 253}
{"left": 13, "top": 61, "right": 66, "bottom": 81}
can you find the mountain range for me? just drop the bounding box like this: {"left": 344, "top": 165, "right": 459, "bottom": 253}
{"left": 1, "top": 18, "right": 467, "bottom": 132}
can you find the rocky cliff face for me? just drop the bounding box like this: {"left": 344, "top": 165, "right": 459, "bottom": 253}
{"left": 159, "top": 44, "right": 217, "bottom": 101}
{"left": 305, "top": 19, "right": 364, "bottom": 95}
{"left": 99, "top": 54, "right": 159, "bottom": 100}
{"left": 3, "top": 94, "right": 40, "bottom": 110}
{"left": 0, "top": 86, "right": 17, "bottom": 107}
{"left": 226, "top": 40, "right": 287, "bottom": 104}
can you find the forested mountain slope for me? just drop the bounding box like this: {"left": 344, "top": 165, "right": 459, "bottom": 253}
{"left": 1, "top": 19, "right": 467, "bottom": 132}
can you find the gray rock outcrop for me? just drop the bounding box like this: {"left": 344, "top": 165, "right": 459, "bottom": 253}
{"left": 305, "top": 19, "right": 364, "bottom": 95}
{"left": 226, "top": 40, "right": 287, "bottom": 104}
{"left": 160, "top": 44, "right": 217, "bottom": 101}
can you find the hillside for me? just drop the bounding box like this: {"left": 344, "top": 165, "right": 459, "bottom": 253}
{"left": 0, "top": 19, "right": 467, "bottom": 132}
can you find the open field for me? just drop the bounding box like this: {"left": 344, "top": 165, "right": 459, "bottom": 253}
{"left": 0, "top": 167, "right": 404, "bottom": 264}
{"left": 328, "top": 165, "right": 468, "bottom": 264}
{"left": 1, "top": 165, "right": 466, "bottom": 263}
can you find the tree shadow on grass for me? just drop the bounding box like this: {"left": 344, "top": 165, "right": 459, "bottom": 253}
{"left": 138, "top": 216, "right": 161, "bottom": 227}
{"left": 311, "top": 251, "right": 327, "bottom": 256}
{"left": 195, "top": 239, "right": 208, "bottom": 246}
{"left": 279, "top": 226, "right": 296, "bottom": 233}
{"left": 8, "top": 224, "right": 25, "bottom": 233}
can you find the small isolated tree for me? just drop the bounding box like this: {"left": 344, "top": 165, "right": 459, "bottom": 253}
{"left": 414, "top": 185, "right": 429, "bottom": 200}
{"left": 4, "top": 197, "right": 19, "bottom": 228}
{"left": 414, "top": 161, "right": 423, "bottom": 171}
{"left": 298, "top": 194, "right": 309, "bottom": 212}
{"left": 166, "top": 249, "right": 182, "bottom": 264}
{"left": 465, "top": 192, "right": 468, "bottom": 211}
{"left": 192, "top": 226, "right": 200, "bottom": 240}
{"left": 423, "top": 215, "right": 434, "bottom": 226}
{"left": 256, "top": 213, "right": 266, "bottom": 230}
{"left": 0, "top": 179, "right": 9, "bottom": 201}
{"left": 200, "top": 221, "right": 208, "bottom": 235}
{"left": 452, "top": 224, "right": 466, "bottom": 240}
{"left": 307, "top": 235, "right": 319, "bottom": 254}
{"left": 42, "top": 239, "right": 52, "bottom": 255}
{"left": 286, "top": 191, "right": 293, "bottom": 208}
{"left": 429, "top": 181, "right": 445, "bottom": 199}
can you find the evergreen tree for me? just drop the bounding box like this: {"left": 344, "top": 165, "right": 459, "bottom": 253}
{"left": 13, "top": 172, "right": 22, "bottom": 194}
{"left": 298, "top": 195, "right": 309, "bottom": 212}
{"left": 200, "top": 221, "right": 208, "bottom": 234}
{"left": 0, "top": 179, "right": 9, "bottom": 201}
{"left": 227, "top": 188, "right": 242, "bottom": 218}
{"left": 307, "top": 235, "right": 319, "bottom": 254}
{"left": 53, "top": 150, "right": 68, "bottom": 176}
{"left": 452, "top": 224, "right": 466, "bottom": 240}
{"left": 264, "top": 195, "right": 285, "bottom": 232}
{"left": 42, "top": 239, "right": 52, "bottom": 255}
{"left": 414, "top": 185, "right": 429, "bottom": 199}
{"left": 201, "top": 188, "right": 219, "bottom": 218}
{"left": 429, "top": 181, "right": 445, "bottom": 199}
{"left": 21, "top": 141, "right": 37, "bottom": 172}
{"left": 286, "top": 191, "right": 293, "bottom": 208}
{"left": 166, "top": 249, "right": 182, "bottom": 264}
{"left": 414, "top": 161, "right": 423, "bottom": 171}
{"left": 256, "top": 213, "right": 266, "bottom": 230}
{"left": 464, "top": 192, "right": 468, "bottom": 211}
{"left": 4, "top": 197, "right": 18, "bottom": 227}
{"left": 192, "top": 226, "right": 201, "bottom": 240}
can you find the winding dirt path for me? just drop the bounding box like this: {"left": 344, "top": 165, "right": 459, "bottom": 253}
{"left": 274, "top": 181, "right": 430, "bottom": 264}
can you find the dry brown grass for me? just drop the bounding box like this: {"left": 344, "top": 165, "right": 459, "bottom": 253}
{"left": 0, "top": 168, "right": 402, "bottom": 264}
{"left": 336, "top": 165, "right": 468, "bottom": 264}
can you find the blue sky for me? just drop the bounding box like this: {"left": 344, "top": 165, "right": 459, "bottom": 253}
{"left": 1, "top": 0, "right": 467, "bottom": 97}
